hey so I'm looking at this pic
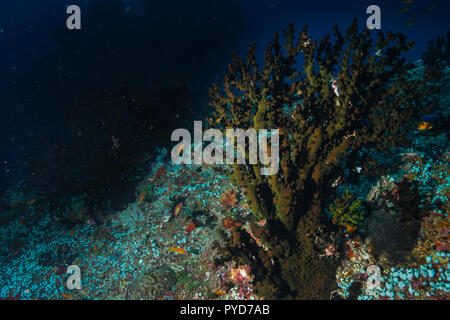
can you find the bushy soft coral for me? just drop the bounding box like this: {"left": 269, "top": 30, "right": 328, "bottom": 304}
{"left": 329, "top": 189, "right": 365, "bottom": 233}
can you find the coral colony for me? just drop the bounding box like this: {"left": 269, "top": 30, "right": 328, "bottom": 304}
{"left": 0, "top": 3, "right": 449, "bottom": 302}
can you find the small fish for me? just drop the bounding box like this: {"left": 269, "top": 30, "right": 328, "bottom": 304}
{"left": 215, "top": 290, "right": 225, "bottom": 295}
{"left": 138, "top": 192, "right": 146, "bottom": 202}
{"left": 296, "top": 89, "right": 303, "bottom": 95}
{"left": 61, "top": 293, "right": 73, "bottom": 299}
{"left": 169, "top": 247, "right": 186, "bottom": 254}
{"left": 173, "top": 202, "right": 183, "bottom": 217}
{"left": 399, "top": 8, "right": 409, "bottom": 14}
{"left": 416, "top": 121, "right": 433, "bottom": 130}
{"left": 375, "top": 49, "right": 382, "bottom": 56}
{"left": 403, "top": 0, "right": 414, "bottom": 3}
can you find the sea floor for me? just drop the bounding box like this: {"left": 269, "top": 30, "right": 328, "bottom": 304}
{"left": 0, "top": 158, "right": 260, "bottom": 300}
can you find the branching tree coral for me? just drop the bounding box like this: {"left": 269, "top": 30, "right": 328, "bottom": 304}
{"left": 208, "top": 20, "right": 441, "bottom": 299}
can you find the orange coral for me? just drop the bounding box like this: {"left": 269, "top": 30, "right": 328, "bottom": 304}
{"left": 185, "top": 222, "right": 196, "bottom": 232}
{"left": 222, "top": 217, "right": 241, "bottom": 231}
{"left": 219, "top": 189, "right": 238, "bottom": 208}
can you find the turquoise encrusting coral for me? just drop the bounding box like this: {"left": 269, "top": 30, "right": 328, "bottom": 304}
{"left": 0, "top": 159, "right": 258, "bottom": 300}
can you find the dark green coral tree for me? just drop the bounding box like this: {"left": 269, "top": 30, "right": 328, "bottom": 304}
{"left": 208, "top": 20, "right": 440, "bottom": 299}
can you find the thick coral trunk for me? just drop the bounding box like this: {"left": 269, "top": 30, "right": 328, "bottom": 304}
{"left": 233, "top": 190, "right": 336, "bottom": 299}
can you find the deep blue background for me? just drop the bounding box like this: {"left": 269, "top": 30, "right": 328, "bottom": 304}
{"left": 0, "top": 0, "right": 449, "bottom": 193}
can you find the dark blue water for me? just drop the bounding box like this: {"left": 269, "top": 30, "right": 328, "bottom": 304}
{"left": 0, "top": 0, "right": 449, "bottom": 193}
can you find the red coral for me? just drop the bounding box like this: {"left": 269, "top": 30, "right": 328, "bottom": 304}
{"left": 153, "top": 165, "right": 167, "bottom": 181}
{"left": 185, "top": 222, "right": 196, "bottom": 233}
